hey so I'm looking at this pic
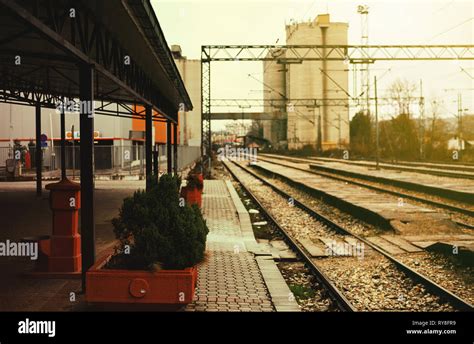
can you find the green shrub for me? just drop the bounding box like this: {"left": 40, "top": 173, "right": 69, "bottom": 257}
{"left": 186, "top": 173, "right": 203, "bottom": 189}
{"left": 289, "top": 284, "right": 316, "bottom": 300}
{"left": 109, "top": 174, "right": 209, "bottom": 270}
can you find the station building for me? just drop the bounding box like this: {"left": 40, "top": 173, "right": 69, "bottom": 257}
{"left": 0, "top": 48, "right": 201, "bottom": 173}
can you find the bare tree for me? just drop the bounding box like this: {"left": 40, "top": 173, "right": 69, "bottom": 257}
{"left": 428, "top": 100, "right": 440, "bottom": 144}
{"left": 388, "top": 78, "right": 418, "bottom": 116}
{"left": 425, "top": 99, "right": 451, "bottom": 159}
{"left": 247, "top": 120, "right": 264, "bottom": 138}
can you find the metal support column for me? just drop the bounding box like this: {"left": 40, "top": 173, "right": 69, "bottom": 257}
{"left": 201, "top": 49, "right": 211, "bottom": 176}
{"left": 317, "top": 106, "right": 322, "bottom": 153}
{"left": 173, "top": 122, "right": 178, "bottom": 175}
{"left": 35, "top": 103, "right": 42, "bottom": 196}
{"left": 145, "top": 105, "right": 153, "bottom": 189}
{"left": 167, "top": 119, "right": 172, "bottom": 174}
{"left": 153, "top": 143, "right": 159, "bottom": 183}
{"left": 320, "top": 27, "right": 328, "bottom": 146}
{"left": 60, "top": 100, "right": 66, "bottom": 180}
{"left": 374, "top": 76, "right": 380, "bottom": 170}
{"left": 79, "top": 64, "right": 95, "bottom": 291}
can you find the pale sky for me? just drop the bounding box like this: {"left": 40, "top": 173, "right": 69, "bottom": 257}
{"left": 153, "top": 0, "right": 474, "bottom": 130}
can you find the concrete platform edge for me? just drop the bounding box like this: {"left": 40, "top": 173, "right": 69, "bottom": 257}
{"left": 225, "top": 180, "right": 301, "bottom": 312}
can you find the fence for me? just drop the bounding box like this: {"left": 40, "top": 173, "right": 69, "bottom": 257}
{"left": 0, "top": 144, "right": 200, "bottom": 175}
{"left": 0, "top": 147, "right": 13, "bottom": 165}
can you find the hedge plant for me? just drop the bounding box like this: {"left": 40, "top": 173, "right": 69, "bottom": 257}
{"left": 108, "top": 174, "right": 209, "bottom": 270}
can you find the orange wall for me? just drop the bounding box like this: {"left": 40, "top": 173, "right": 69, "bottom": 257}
{"left": 132, "top": 106, "right": 178, "bottom": 144}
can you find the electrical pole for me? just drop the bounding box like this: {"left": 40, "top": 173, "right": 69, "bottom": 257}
{"left": 419, "top": 79, "right": 425, "bottom": 160}
{"left": 338, "top": 111, "right": 342, "bottom": 150}
{"left": 321, "top": 25, "right": 328, "bottom": 146}
{"left": 374, "top": 76, "right": 379, "bottom": 170}
{"left": 357, "top": 5, "right": 370, "bottom": 115}
{"left": 457, "top": 93, "right": 463, "bottom": 151}
{"left": 317, "top": 106, "right": 322, "bottom": 153}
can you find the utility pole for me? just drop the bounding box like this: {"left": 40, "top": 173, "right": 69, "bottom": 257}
{"left": 338, "top": 111, "right": 342, "bottom": 150}
{"left": 321, "top": 25, "right": 329, "bottom": 145}
{"left": 317, "top": 106, "right": 322, "bottom": 153}
{"left": 374, "top": 76, "right": 380, "bottom": 170}
{"left": 293, "top": 122, "right": 297, "bottom": 145}
{"left": 419, "top": 79, "right": 425, "bottom": 160}
{"left": 357, "top": 5, "right": 370, "bottom": 115}
{"left": 457, "top": 93, "right": 463, "bottom": 151}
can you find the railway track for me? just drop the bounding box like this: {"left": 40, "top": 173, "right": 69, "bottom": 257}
{"left": 258, "top": 154, "right": 474, "bottom": 218}
{"left": 294, "top": 155, "right": 474, "bottom": 179}
{"left": 362, "top": 159, "right": 474, "bottom": 173}
{"left": 223, "top": 158, "right": 474, "bottom": 312}
{"left": 223, "top": 160, "right": 356, "bottom": 312}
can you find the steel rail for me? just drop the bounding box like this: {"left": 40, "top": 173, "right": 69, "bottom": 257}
{"left": 222, "top": 159, "right": 356, "bottom": 312}
{"left": 257, "top": 155, "right": 474, "bottom": 218}
{"left": 226, "top": 159, "right": 474, "bottom": 311}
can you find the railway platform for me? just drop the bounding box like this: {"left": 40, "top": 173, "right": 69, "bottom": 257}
{"left": 252, "top": 160, "right": 459, "bottom": 233}
{"left": 310, "top": 157, "right": 474, "bottom": 178}
{"left": 185, "top": 180, "right": 300, "bottom": 312}
{"left": 308, "top": 159, "right": 474, "bottom": 202}
{"left": 0, "top": 179, "right": 299, "bottom": 312}
{"left": 246, "top": 159, "right": 474, "bottom": 258}
{"left": 262, "top": 154, "right": 474, "bottom": 203}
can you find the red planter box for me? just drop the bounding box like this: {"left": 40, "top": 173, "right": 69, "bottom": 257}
{"left": 86, "top": 254, "right": 198, "bottom": 304}
{"left": 181, "top": 186, "right": 202, "bottom": 208}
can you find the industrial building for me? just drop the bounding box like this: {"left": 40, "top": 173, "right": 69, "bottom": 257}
{"left": 262, "top": 14, "right": 350, "bottom": 151}
{"left": 171, "top": 45, "right": 202, "bottom": 148}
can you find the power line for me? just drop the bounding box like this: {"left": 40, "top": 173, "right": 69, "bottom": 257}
{"left": 247, "top": 74, "right": 316, "bottom": 124}
{"left": 301, "top": 0, "right": 319, "bottom": 20}
{"left": 359, "top": 68, "right": 392, "bottom": 98}
{"left": 431, "top": 0, "right": 455, "bottom": 15}
{"left": 460, "top": 67, "right": 474, "bottom": 79}
{"left": 319, "top": 68, "right": 354, "bottom": 99}
{"left": 427, "top": 17, "right": 473, "bottom": 42}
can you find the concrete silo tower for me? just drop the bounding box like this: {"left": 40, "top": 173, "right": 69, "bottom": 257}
{"left": 284, "top": 14, "right": 349, "bottom": 150}
{"left": 262, "top": 48, "right": 287, "bottom": 149}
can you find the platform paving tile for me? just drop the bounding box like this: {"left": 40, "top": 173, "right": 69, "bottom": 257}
{"left": 185, "top": 180, "right": 280, "bottom": 312}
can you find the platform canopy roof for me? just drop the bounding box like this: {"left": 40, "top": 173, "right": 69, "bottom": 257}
{"left": 0, "top": 0, "right": 192, "bottom": 122}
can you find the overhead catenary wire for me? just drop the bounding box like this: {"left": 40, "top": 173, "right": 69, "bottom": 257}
{"left": 426, "top": 17, "right": 473, "bottom": 42}
{"left": 300, "top": 0, "right": 320, "bottom": 22}
{"left": 431, "top": 0, "right": 455, "bottom": 15}
{"left": 247, "top": 73, "right": 316, "bottom": 124}
{"left": 319, "top": 68, "right": 355, "bottom": 100}
{"left": 460, "top": 67, "right": 474, "bottom": 80}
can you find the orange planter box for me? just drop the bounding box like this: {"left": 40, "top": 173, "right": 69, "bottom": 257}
{"left": 181, "top": 186, "right": 202, "bottom": 208}
{"left": 86, "top": 254, "right": 198, "bottom": 304}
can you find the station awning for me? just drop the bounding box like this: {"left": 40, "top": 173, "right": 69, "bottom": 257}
{"left": 0, "top": 0, "right": 192, "bottom": 122}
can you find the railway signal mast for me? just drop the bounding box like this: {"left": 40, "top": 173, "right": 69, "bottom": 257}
{"left": 457, "top": 93, "right": 468, "bottom": 153}
{"left": 357, "top": 5, "right": 370, "bottom": 115}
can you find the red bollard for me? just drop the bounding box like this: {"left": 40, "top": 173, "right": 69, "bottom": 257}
{"left": 45, "top": 179, "right": 82, "bottom": 273}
